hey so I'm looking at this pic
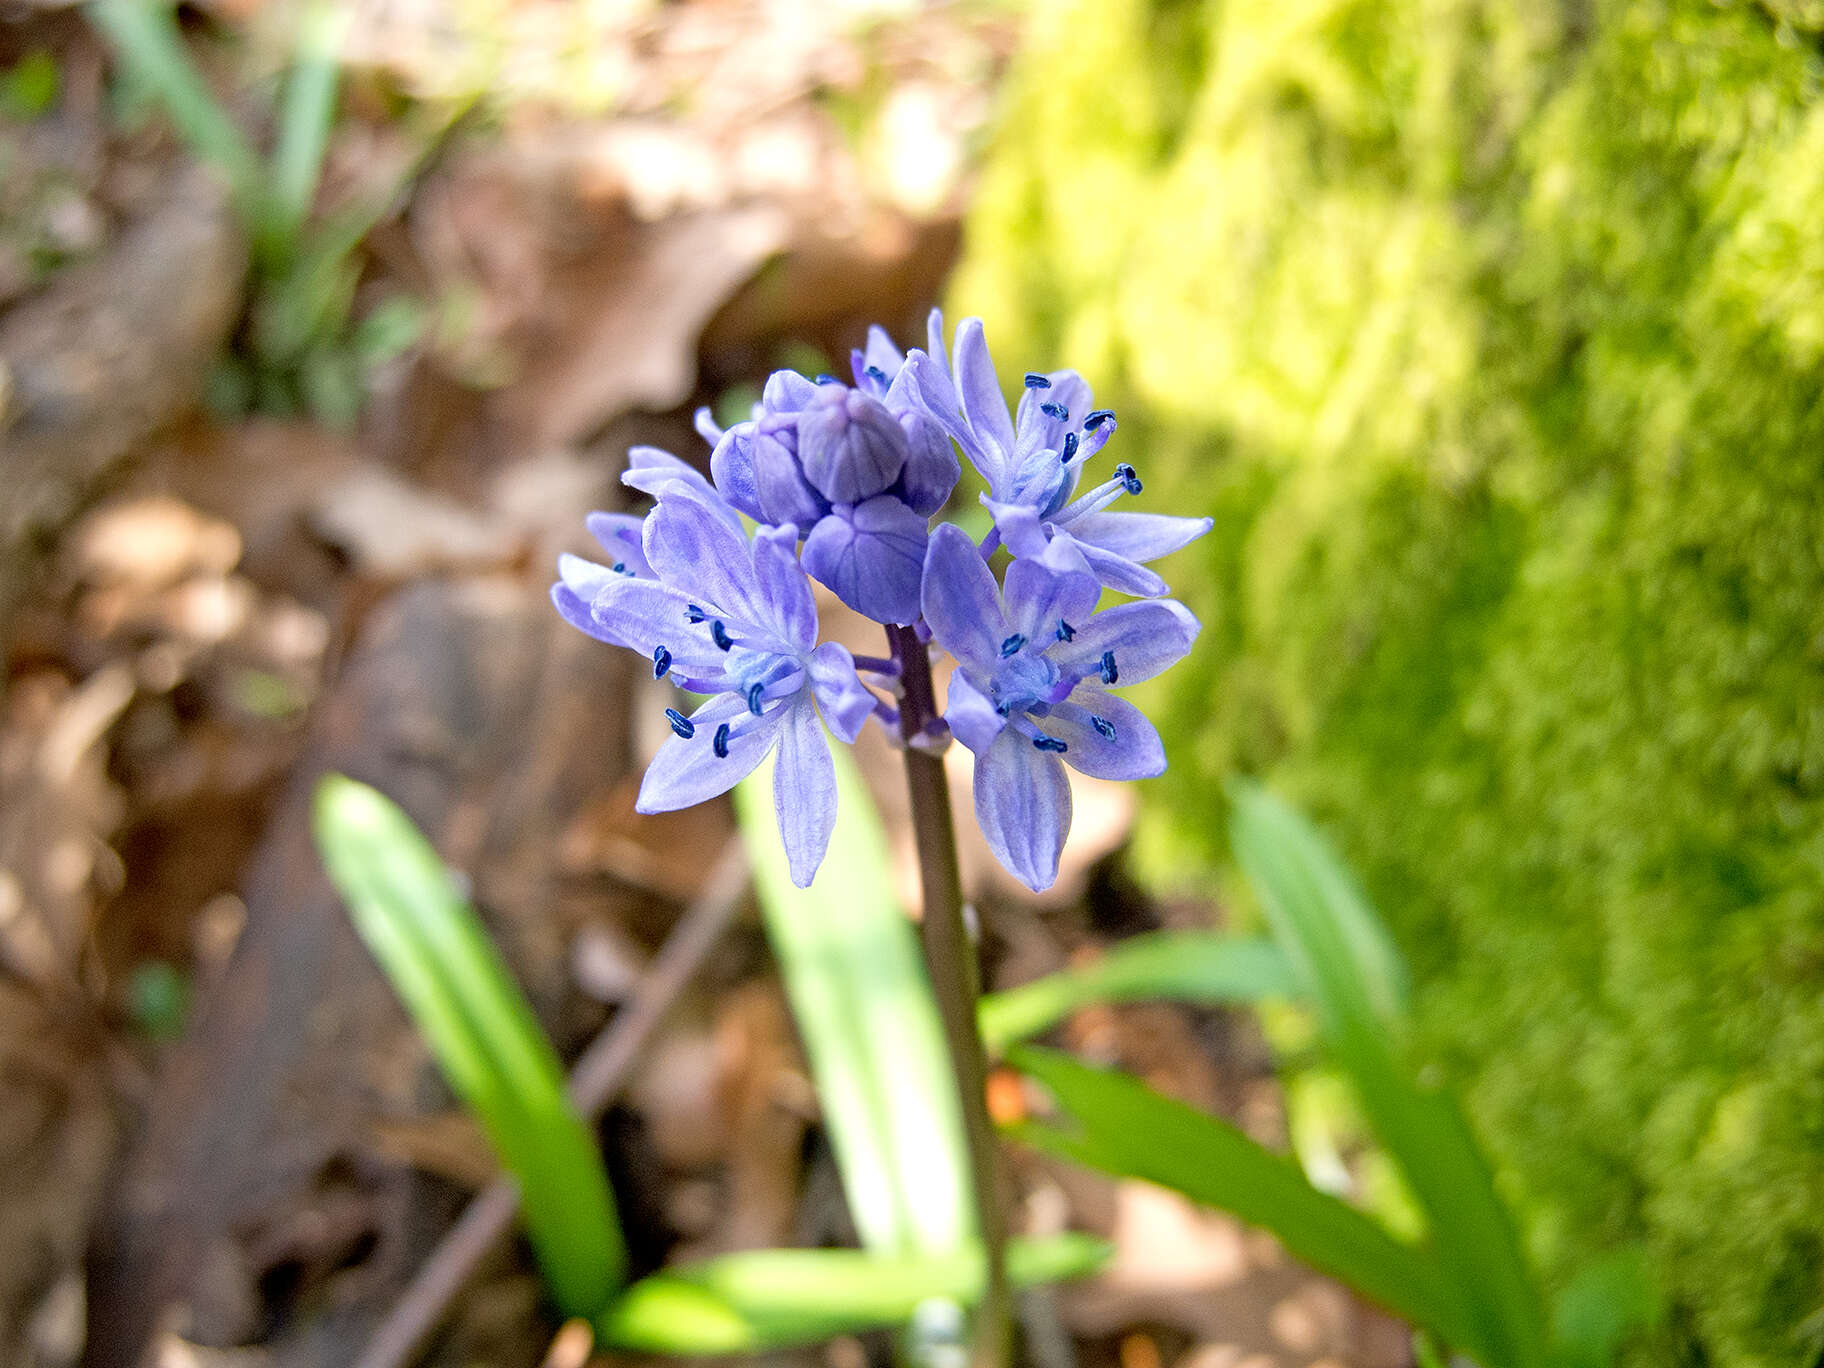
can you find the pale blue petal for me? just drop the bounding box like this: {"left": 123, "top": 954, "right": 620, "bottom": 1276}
{"left": 1003, "top": 555, "right": 1101, "bottom": 647}
{"left": 551, "top": 582, "right": 632, "bottom": 648}
{"left": 944, "top": 671, "right": 1004, "bottom": 754}
{"left": 973, "top": 727, "right": 1071, "bottom": 893}
{"left": 694, "top": 406, "right": 723, "bottom": 444}
{"left": 708, "top": 424, "right": 766, "bottom": 522}
{"left": 636, "top": 693, "right": 782, "bottom": 814}
{"left": 641, "top": 487, "right": 775, "bottom": 633}
{"left": 1052, "top": 599, "right": 1200, "bottom": 686}
{"left": 797, "top": 388, "right": 907, "bottom": 504}
{"left": 584, "top": 513, "right": 652, "bottom": 577}
{"left": 953, "top": 318, "right": 1015, "bottom": 481}
{"left": 752, "top": 425, "right": 827, "bottom": 533}
{"left": 622, "top": 445, "right": 721, "bottom": 507}
{"left": 774, "top": 697, "right": 838, "bottom": 888}
{"left": 863, "top": 324, "right": 905, "bottom": 381}
{"left": 587, "top": 573, "right": 725, "bottom": 672}
{"left": 808, "top": 642, "right": 875, "bottom": 743}
{"left": 926, "top": 307, "right": 948, "bottom": 377}
{"left": 751, "top": 523, "right": 818, "bottom": 651}
{"left": 763, "top": 369, "right": 819, "bottom": 413}
{"left": 1060, "top": 510, "right": 1213, "bottom": 566}
{"left": 983, "top": 498, "right": 1050, "bottom": 558}
{"left": 1070, "top": 536, "right": 1170, "bottom": 597}
{"left": 800, "top": 495, "right": 927, "bottom": 626}
{"left": 900, "top": 350, "right": 982, "bottom": 469}
{"left": 1044, "top": 691, "right": 1165, "bottom": 781}
{"left": 1013, "top": 370, "right": 1092, "bottom": 451}
{"left": 921, "top": 522, "right": 1005, "bottom": 672}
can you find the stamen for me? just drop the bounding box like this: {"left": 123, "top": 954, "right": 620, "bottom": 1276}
{"left": 665, "top": 707, "right": 695, "bottom": 740}
{"left": 865, "top": 364, "right": 887, "bottom": 383}
{"left": 747, "top": 682, "right": 766, "bottom": 715}
{"left": 1115, "top": 463, "right": 1143, "bottom": 495}
{"left": 1032, "top": 734, "right": 1069, "bottom": 753}
{"left": 712, "top": 723, "right": 732, "bottom": 758}
{"left": 1083, "top": 409, "right": 1116, "bottom": 431}
{"left": 1000, "top": 633, "right": 1027, "bottom": 658}
{"left": 612, "top": 561, "right": 630, "bottom": 575}
{"left": 652, "top": 645, "right": 672, "bottom": 680}
{"left": 1091, "top": 714, "right": 1116, "bottom": 740}
{"left": 711, "top": 620, "right": 734, "bottom": 651}
{"left": 1056, "top": 619, "right": 1076, "bottom": 641}
{"left": 815, "top": 373, "right": 841, "bottom": 385}
{"left": 1024, "top": 373, "right": 1052, "bottom": 389}
{"left": 1060, "top": 431, "right": 1078, "bottom": 464}
{"left": 1040, "top": 401, "right": 1068, "bottom": 421}
{"left": 1100, "top": 650, "right": 1118, "bottom": 685}
{"left": 686, "top": 604, "right": 708, "bottom": 624}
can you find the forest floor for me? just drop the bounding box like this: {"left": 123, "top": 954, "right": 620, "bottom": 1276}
{"left": 0, "top": 5, "right": 1408, "bottom": 1367}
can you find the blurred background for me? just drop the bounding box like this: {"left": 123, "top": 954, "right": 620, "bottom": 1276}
{"left": 1, "top": 1, "right": 1821, "bottom": 1366}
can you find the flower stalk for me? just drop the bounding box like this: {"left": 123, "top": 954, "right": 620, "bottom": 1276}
{"left": 887, "top": 621, "right": 1010, "bottom": 1368}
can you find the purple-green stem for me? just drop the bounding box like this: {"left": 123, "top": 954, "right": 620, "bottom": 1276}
{"left": 886, "top": 622, "right": 1011, "bottom": 1368}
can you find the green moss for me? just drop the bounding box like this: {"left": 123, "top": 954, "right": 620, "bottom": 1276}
{"left": 957, "top": 2, "right": 1824, "bottom": 1364}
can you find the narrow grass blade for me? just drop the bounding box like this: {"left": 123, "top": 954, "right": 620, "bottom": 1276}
{"left": 734, "top": 747, "right": 972, "bottom": 1255}
{"left": 598, "top": 1235, "right": 1110, "bottom": 1354}
{"left": 1007, "top": 1046, "right": 1477, "bottom": 1352}
{"left": 87, "top": 0, "right": 265, "bottom": 224}
{"left": 262, "top": 0, "right": 350, "bottom": 261}
{"left": 312, "top": 774, "right": 625, "bottom": 1315}
{"left": 1227, "top": 779, "right": 1547, "bottom": 1368}
{"left": 977, "top": 932, "right": 1296, "bottom": 1054}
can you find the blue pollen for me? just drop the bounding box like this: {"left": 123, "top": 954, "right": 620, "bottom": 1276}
{"left": 1091, "top": 714, "right": 1117, "bottom": 740}
{"left": 711, "top": 620, "right": 734, "bottom": 651}
{"left": 1040, "top": 401, "right": 1069, "bottom": 421}
{"left": 1060, "top": 431, "right": 1079, "bottom": 463}
{"left": 1056, "top": 619, "right": 1076, "bottom": 641}
{"left": 865, "top": 364, "right": 887, "bottom": 382}
{"left": 612, "top": 561, "right": 629, "bottom": 575}
{"left": 1024, "top": 373, "right": 1052, "bottom": 389}
{"left": 665, "top": 708, "right": 695, "bottom": 740}
{"left": 746, "top": 682, "right": 766, "bottom": 715}
{"left": 1032, "top": 734, "right": 1069, "bottom": 753}
{"left": 686, "top": 604, "right": 708, "bottom": 624}
{"left": 713, "top": 723, "right": 732, "bottom": 758}
{"left": 1100, "top": 650, "right": 1119, "bottom": 685}
{"left": 1000, "top": 633, "right": 1027, "bottom": 658}
{"left": 1083, "top": 409, "right": 1115, "bottom": 431}
{"left": 1115, "top": 463, "right": 1143, "bottom": 495}
{"left": 815, "top": 373, "right": 841, "bottom": 385}
{"left": 652, "top": 645, "right": 672, "bottom": 680}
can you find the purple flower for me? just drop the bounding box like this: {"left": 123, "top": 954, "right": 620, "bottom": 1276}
{"left": 920, "top": 523, "right": 1199, "bottom": 892}
{"left": 694, "top": 354, "right": 958, "bottom": 626}
{"left": 901, "top": 312, "right": 1212, "bottom": 597}
{"left": 552, "top": 483, "right": 874, "bottom": 887}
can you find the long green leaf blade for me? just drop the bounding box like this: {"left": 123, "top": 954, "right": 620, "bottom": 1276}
{"left": 598, "top": 1235, "right": 1110, "bottom": 1354}
{"left": 734, "top": 747, "right": 972, "bottom": 1256}
{"left": 978, "top": 932, "right": 1296, "bottom": 1054}
{"left": 312, "top": 774, "right": 625, "bottom": 1314}
{"left": 263, "top": 0, "right": 350, "bottom": 260}
{"left": 1007, "top": 1046, "right": 1477, "bottom": 1352}
{"left": 1227, "top": 780, "right": 1546, "bottom": 1368}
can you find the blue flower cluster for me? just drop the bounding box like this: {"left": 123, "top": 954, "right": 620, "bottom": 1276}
{"left": 553, "top": 312, "right": 1209, "bottom": 891}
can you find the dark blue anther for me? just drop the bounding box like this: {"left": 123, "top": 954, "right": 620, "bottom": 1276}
{"left": 994, "top": 697, "right": 1015, "bottom": 718}
{"left": 1091, "top": 714, "right": 1117, "bottom": 740}
{"left": 865, "top": 364, "right": 887, "bottom": 383}
{"left": 747, "top": 682, "right": 766, "bottom": 715}
{"left": 1056, "top": 619, "right": 1076, "bottom": 642}
{"left": 1024, "top": 372, "right": 1052, "bottom": 389}
{"left": 1040, "top": 401, "right": 1068, "bottom": 421}
{"left": 1115, "top": 463, "right": 1143, "bottom": 495}
{"left": 665, "top": 708, "right": 695, "bottom": 739}
{"left": 612, "top": 561, "right": 629, "bottom": 575}
{"left": 652, "top": 645, "right": 672, "bottom": 680}
{"left": 711, "top": 620, "right": 734, "bottom": 651}
{"left": 815, "top": 373, "right": 841, "bottom": 385}
{"left": 1100, "top": 650, "right": 1118, "bottom": 685}
{"left": 1032, "top": 734, "right": 1069, "bottom": 753}
{"left": 1000, "top": 633, "right": 1027, "bottom": 658}
{"left": 1083, "top": 409, "right": 1116, "bottom": 431}
{"left": 712, "top": 723, "right": 732, "bottom": 758}
{"left": 686, "top": 603, "right": 708, "bottom": 624}
{"left": 1060, "top": 431, "right": 1079, "bottom": 463}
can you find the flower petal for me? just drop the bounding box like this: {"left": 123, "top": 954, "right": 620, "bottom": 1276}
{"left": 584, "top": 513, "right": 653, "bottom": 577}
{"left": 800, "top": 495, "right": 928, "bottom": 626}
{"left": 808, "top": 642, "right": 875, "bottom": 743}
{"left": 953, "top": 318, "right": 1015, "bottom": 484}
{"left": 1070, "top": 536, "right": 1171, "bottom": 597}
{"left": 1004, "top": 553, "right": 1101, "bottom": 647}
{"left": 587, "top": 573, "right": 726, "bottom": 671}
{"left": 773, "top": 697, "right": 838, "bottom": 888}
{"left": 1062, "top": 510, "right": 1213, "bottom": 566}
{"left": 944, "top": 670, "right": 1004, "bottom": 754}
{"left": 861, "top": 324, "right": 906, "bottom": 382}
{"left": 752, "top": 424, "right": 827, "bottom": 533}
{"left": 708, "top": 424, "right": 767, "bottom": 522}
{"left": 763, "top": 369, "right": 820, "bottom": 413}
{"left": 1052, "top": 599, "right": 1200, "bottom": 686}
{"left": 797, "top": 388, "right": 908, "bottom": 504}
{"left": 1045, "top": 691, "right": 1165, "bottom": 781}
{"left": 552, "top": 582, "right": 630, "bottom": 648}
{"left": 642, "top": 485, "right": 774, "bottom": 632}
{"left": 921, "top": 522, "right": 1005, "bottom": 672}
{"left": 750, "top": 523, "right": 818, "bottom": 651}
{"left": 983, "top": 498, "right": 1050, "bottom": 558}
{"left": 636, "top": 693, "right": 781, "bottom": 813}
{"left": 973, "top": 727, "right": 1071, "bottom": 892}
{"left": 926, "top": 307, "right": 948, "bottom": 377}
{"left": 622, "top": 445, "right": 721, "bottom": 507}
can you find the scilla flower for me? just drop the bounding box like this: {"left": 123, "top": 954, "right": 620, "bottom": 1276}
{"left": 920, "top": 523, "right": 1200, "bottom": 891}
{"left": 902, "top": 312, "right": 1212, "bottom": 597}
{"left": 694, "top": 362, "right": 958, "bottom": 626}
{"left": 552, "top": 483, "right": 873, "bottom": 886}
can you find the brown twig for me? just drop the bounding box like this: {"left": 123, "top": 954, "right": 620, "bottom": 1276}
{"left": 352, "top": 838, "right": 750, "bottom": 1368}
{"left": 887, "top": 622, "right": 1010, "bottom": 1368}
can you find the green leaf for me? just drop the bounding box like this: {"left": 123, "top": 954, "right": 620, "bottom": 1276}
{"left": 1007, "top": 1046, "right": 1478, "bottom": 1352}
{"left": 734, "top": 747, "right": 973, "bottom": 1256}
{"left": 312, "top": 774, "right": 625, "bottom": 1315}
{"left": 261, "top": 0, "right": 350, "bottom": 264}
{"left": 86, "top": 0, "right": 266, "bottom": 226}
{"left": 1226, "top": 779, "right": 1547, "bottom": 1368}
{"left": 598, "top": 1235, "right": 1110, "bottom": 1354}
{"left": 977, "top": 931, "right": 1296, "bottom": 1054}
{"left": 1551, "top": 1247, "right": 1661, "bottom": 1368}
